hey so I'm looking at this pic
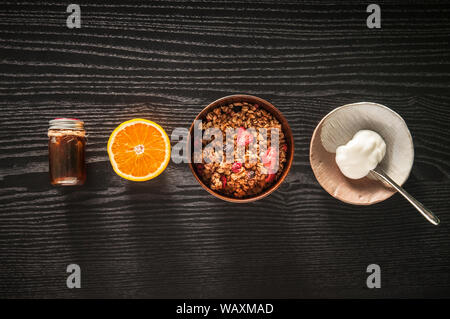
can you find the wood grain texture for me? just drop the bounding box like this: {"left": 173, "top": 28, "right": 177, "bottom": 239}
{"left": 0, "top": 1, "right": 450, "bottom": 298}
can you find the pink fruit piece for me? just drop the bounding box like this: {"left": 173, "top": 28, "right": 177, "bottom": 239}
{"left": 237, "top": 127, "right": 254, "bottom": 146}
{"left": 246, "top": 133, "right": 254, "bottom": 145}
{"left": 282, "top": 144, "right": 288, "bottom": 152}
{"left": 265, "top": 173, "right": 275, "bottom": 183}
{"left": 220, "top": 175, "right": 227, "bottom": 188}
{"left": 262, "top": 147, "right": 278, "bottom": 170}
{"left": 231, "top": 162, "right": 242, "bottom": 173}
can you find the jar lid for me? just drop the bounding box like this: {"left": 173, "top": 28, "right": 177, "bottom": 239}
{"left": 49, "top": 118, "right": 84, "bottom": 130}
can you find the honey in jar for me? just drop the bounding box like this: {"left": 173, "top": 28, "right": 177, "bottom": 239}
{"left": 48, "top": 118, "right": 86, "bottom": 186}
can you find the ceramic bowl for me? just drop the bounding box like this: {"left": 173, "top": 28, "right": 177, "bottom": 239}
{"left": 310, "top": 102, "right": 414, "bottom": 205}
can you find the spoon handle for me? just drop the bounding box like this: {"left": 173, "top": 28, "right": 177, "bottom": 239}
{"left": 370, "top": 168, "right": 440, "bottom": 226}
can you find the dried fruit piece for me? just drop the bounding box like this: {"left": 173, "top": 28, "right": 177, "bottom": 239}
{"left": 262, "top": 147, "right": 278, "bottom": 169}
{"left": 231, "top": 162, "right": 242, "bottom": 173}
{"left": 220, "top": 175, "right": 227, "bottom": 188}
{"left": 196, "top": 163, "right": 204, "bottom": 174}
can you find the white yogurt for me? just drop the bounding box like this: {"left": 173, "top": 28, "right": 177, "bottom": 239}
{"left": 335, "top": 130, "right": 386, "bottom": 179}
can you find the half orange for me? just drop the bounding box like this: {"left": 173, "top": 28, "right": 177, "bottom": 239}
{"left": 107, "top": 119, "right": 171, "bottom": 181}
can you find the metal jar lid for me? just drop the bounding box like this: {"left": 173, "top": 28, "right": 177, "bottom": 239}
{"left": 49, "top": 118, "right": 85, "bottom": 130}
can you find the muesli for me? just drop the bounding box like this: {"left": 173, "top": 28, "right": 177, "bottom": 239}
{"left": 194, "top": 101, "right": 288, "bottom": 198}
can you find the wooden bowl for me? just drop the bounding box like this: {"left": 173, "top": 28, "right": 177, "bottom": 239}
{"left": 310, "top": 102, "right": 414, "bottom": 205}
{"left": 188, "top": 95, "right": 294, "bottom": 203}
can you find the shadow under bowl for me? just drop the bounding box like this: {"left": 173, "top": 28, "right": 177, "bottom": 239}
{"left": 188, "top": 94, "right": 294, "bottom": 203}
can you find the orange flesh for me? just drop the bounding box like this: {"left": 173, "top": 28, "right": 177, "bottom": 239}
{"left": 111, "top": 123, "right": 167, "bottom": 177}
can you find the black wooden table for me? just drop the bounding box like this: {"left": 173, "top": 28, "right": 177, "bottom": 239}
{"left": 0, "top": 1, "right": 449, "bottom": 298}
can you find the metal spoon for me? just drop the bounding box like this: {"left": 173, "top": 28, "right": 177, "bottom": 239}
{"left": 370, "top": 167, "right": 440, "bottom": 226}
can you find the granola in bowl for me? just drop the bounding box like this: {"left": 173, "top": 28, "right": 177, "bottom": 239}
{"left": 192, "top": 100, "right": 289, "bottom": 199}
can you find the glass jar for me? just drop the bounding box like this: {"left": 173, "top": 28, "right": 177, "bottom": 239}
{"left": 48, "top": 118, "right": 86, "bottom": 186}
